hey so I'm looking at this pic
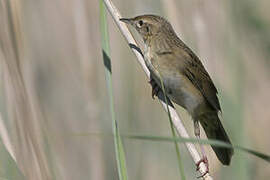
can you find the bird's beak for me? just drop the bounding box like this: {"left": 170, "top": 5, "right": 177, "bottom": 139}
{"left": 119, "top": 18, "right": 133, "bottom": 25}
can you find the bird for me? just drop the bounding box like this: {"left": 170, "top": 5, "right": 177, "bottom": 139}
{"left": 120, "top": 14, "right": 233, "bottom": 171}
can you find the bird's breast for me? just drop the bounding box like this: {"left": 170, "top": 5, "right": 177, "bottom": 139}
{"left": 144, "top": 45, "right": 153, "bottom": 68}
{"left": 144, "top": 45, "right": 159, "bottom": 78}
{"left": 144, "top": 45, "right": 204, "bottom": 115}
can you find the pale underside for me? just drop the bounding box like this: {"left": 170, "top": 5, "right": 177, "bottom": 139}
{"left": 144, "top": 45, "right": 210, "bottom": 118}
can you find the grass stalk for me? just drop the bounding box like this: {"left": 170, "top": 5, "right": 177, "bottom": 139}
{"left": 158, "top": 75, "right": 186, "bottom": 180}
{"left": 99, "top": 1, "right": 128, "bottom": 180}
{"left": 73, "top": 131, "right": 270, "bottom": 163}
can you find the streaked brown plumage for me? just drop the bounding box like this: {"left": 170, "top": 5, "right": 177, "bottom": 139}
{"left": 120, "top": 15, "right": 233, "bottom": 165}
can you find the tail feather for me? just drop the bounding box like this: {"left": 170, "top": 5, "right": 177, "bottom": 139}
{"left": 198, "top": 112, "right": 233, "bottom": 165}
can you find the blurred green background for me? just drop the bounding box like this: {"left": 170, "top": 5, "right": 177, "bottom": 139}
{"left": 0, "top": 0, "right": 270, "bottom": 179}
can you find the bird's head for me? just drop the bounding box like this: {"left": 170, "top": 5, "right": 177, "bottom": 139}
{"left": 120, "top": 15, "right": 172, "bottom": 43}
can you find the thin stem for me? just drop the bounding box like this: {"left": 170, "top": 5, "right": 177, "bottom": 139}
{"left": 99, "top": 1, "right": 128, "bottom": 179}
{"left": 159, "top": 75, "right": 186, "bottom": 180}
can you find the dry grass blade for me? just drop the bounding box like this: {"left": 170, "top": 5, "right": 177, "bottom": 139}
{"left": 0, "top": 114, "right": 16, "bottom": 162}
{"left": 0, "top": 0, "right": 52, "bottom": 179}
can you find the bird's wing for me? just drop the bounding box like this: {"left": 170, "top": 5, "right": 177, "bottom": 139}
{"left": 176, "top": 46, "right": 221, "bottom": 111}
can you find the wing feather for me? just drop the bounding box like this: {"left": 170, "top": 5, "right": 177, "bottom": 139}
{"left": 176, "top": 45, "right": 221, "bottom": 111}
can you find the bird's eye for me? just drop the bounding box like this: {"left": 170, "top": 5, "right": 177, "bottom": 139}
{"left": 137, "top": 20, "right": 143, "bottom": 27}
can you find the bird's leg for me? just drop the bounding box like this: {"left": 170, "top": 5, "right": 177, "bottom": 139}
{"left": 194, "top": 120, "right": 209, "bottom": 177}
{"left": 148, "top": 77, "right": 160, "bottom": 99}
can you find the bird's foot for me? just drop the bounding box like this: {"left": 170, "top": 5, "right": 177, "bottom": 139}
{"left": 148, "top": 78, "right": 160, "bottom": 99}
{"left": 196, "top": 156, "right": 209, "bottom": 178}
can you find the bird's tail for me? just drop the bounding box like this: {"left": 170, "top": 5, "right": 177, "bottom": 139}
{"left": 198, "top": 112, "right": 234, "bottom": 165}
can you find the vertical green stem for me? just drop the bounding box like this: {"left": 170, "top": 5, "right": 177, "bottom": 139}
{"left": 159, "top": 76, "right": 186, "bottom": 180}
{"left": 99, "top": 1, "right": 128, "bottom": 180}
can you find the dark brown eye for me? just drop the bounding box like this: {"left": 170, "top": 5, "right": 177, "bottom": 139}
{"left": 137, "top": 20, "right": 143, "bottom": 28}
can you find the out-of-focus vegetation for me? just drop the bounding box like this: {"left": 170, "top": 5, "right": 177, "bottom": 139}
{"left": 0, "top": 0, "right": 269, "bottom": 179}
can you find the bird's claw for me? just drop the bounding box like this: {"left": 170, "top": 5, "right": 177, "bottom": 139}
{"left": 149, "top": 78, "right": 160, "bottom": 99}
{"left": 196, "top": 156, "right": 209, "bottom": 178}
